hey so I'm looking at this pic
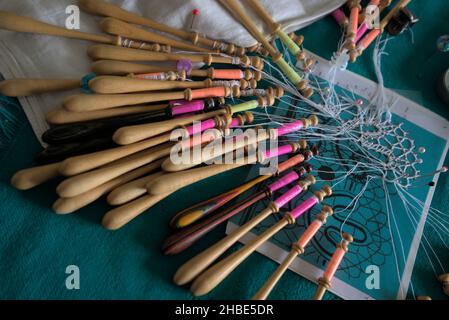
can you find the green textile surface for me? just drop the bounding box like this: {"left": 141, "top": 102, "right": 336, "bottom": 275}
{"left": 1, "top": 1, "right": 449, "bottom": 300}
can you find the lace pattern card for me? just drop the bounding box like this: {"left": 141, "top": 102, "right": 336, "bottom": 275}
{"left": 227, "top": 52, "right": 449, "bottom": 300}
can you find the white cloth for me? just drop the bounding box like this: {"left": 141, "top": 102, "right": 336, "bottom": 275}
{"left": 0, "top": 0, "right": 344, "bottom": 145}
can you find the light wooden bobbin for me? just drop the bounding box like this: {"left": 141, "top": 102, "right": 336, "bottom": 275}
{"left": 79, "top": 0, "right": 244, "bottom": 56}
{"left": 63, "top": 86, "right": 237, "bottom": 113}
{"left": 100, "top": 18, "right": 211, "bottom": 53}
{"left": 0, "top": 78, "right": 80, "bottom": 97}
{"left": 56, "top": 143, "right": 174, "bottom": 198}
{"left": 87, "top": 44, "right": 253, "bottom": 68}
{"left": 88, "top": 76, "right": 251, "bottom": 94}
{"left": 0, "top": 10, "right": 160, "bottom": 51}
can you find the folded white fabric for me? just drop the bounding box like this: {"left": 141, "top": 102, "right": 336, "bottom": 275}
{"left": 0, "top": 0, "right": 344, "bottom": 145}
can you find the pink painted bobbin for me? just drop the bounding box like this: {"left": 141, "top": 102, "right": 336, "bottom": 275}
{"left": 170, "top": 100, "right": 205, "bottom": 116}
{"left": 267, "top": 171, "right": 299, "bottom": 193}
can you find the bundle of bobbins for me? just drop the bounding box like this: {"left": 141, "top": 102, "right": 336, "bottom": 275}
{"left": 331, "top": 0, "right": 417, "bottom": 63}
{"left": 2, "top": 0, "right": 338, "bottom": 300}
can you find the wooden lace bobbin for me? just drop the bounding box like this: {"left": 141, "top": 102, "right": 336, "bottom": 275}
{"left": 53, "top": 160, "right": 163, "bottom": 214}
{"left": 0, "top": 78, "right": 81, "bottom": 97}
{"left": 102, "top": 143, "right": 301, "bottom": 230}
{"left": 128, "top": 71, "right": 187, "bottom": 81}
{"left": 148, "top": 139, "right": 292, "bottom": 197}
{"left": 173, "top": 175, "right": 317, "bottom": 286}
{"left": 313, "top": 233, "right": 353, "bottom": 300}
{"left": 46, "top": 104, "right": 167, "bottom": 125}
{"left": 168, "top": 144, "right": 305, "bottom": 229}
{"left": 106, "top": 171, "right": 165, "bottom": 207}
{"left": 161, "top": 114, "right": 316, "bottom": 173}
{"left": 0, "top": 11, "right": 160, "bottom": 52}
{"left": 56, "top": 142, "right": 175, "bottom": 198}
{"left": 218, "top": 0, "right": 311, "bottom": 97}
{"left": 112, "top": 94, "right": 273, "bottom": 146}
{"left": 438, "top": 273, "right": 449, "bottom": 296}
{"left": 92, "top": 60, "right": 180, "bottom": 76}
{"left": 189, "top": 185, "right": 332, "bottom": 296}
{"left": 355, "top": 0, "right": 381, "bottom": 43}
{"left": 345, "top": 1, "right": 362, "bottom": 50}
{"left": 63, "top": 85, "right": 237, "bottom": 112}
{"left": 100, "top": 18, "right": 211, "bottom": 54}
{"left": 104, "top": 113, "right": 253, "bottom": 206}
{"left": 352, "top": 0, "right": 410, "bottom": 62}
{"left": 126, "top": 68, "right": 262, "bottom": 81}
{"left": 245, "top": 0, "right": 313, "bottom": 71}
{"left": 87, "top": 45, "right": 252, "bottom": 68}
{"left": 59, "top": 112, "right": 243, "bottom": 177}
{"left": 162, "top": 159, "right": 312, "bottom": 256}
{"left": 88, "top": 76, "right": 252, "bottom": 94}
{"left": 11, "top": 162, "right": 61, "bottom": 190}
{"left": 57, "top": 127, "right": 224, "bottom": 199}
{"left": 252, "top": 205, "right": 333, "bottom": 300}
{"left": 78, "top": 0, "right": 244, "bottom": 56}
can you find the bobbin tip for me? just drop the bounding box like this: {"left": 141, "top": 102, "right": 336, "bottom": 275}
{"left": 298, "top": 139, "right": 307, "bottom": 150}
{"left": 321, "top": 205, "right": 334, "bottom": 216}
{"left": 243, "top": 111, "right": 255, "bottom": 124}
{"left": 52, "top": 198, "right": 74, "bottom": 215}
{"left": 231, "top": 86, "right": 240, "bottom": 98}
{"left": 253, "top": 70, "right": 262, "bottom": 81}
{"left": 234, "top": 46, "right": 246, "bottom": 57}
{"left": 308, "top": 115, "right": 319, "bottom": 126}
{"left": 342, "top": 233, "right": 354, "bottom": 243}
{"left": 240, "top": 79, "right": 249, "bottom": 90}
{"left": 438, "top": 273, "right": 449, "bottom": 282}
{"left": 302, "top": 88, "right": 314, "bottom": 99}
{"left": 294, "top": 34, "right": 305, "bottom": 47}
{"left": 10, "top": 171, "right": 32, "bottom": 190}
{"left": 301, "top": 174, "right": 316, "bottom": 190}
{"left": 249, "top": 79, "right": 258, "bottom": 89}
{"left": 275, "top": 87, "right": 284, "bottom": 98}
{"left": 322, "top": 185, "right": 332, "bottom": 197}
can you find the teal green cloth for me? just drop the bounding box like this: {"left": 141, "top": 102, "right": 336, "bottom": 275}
{"left": 1, "top": 1, "right": 449, "bottom": 300}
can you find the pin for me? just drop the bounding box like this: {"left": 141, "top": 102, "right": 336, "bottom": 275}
{"left": 189, "top": 9, "right": 200, "bottom": 32}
